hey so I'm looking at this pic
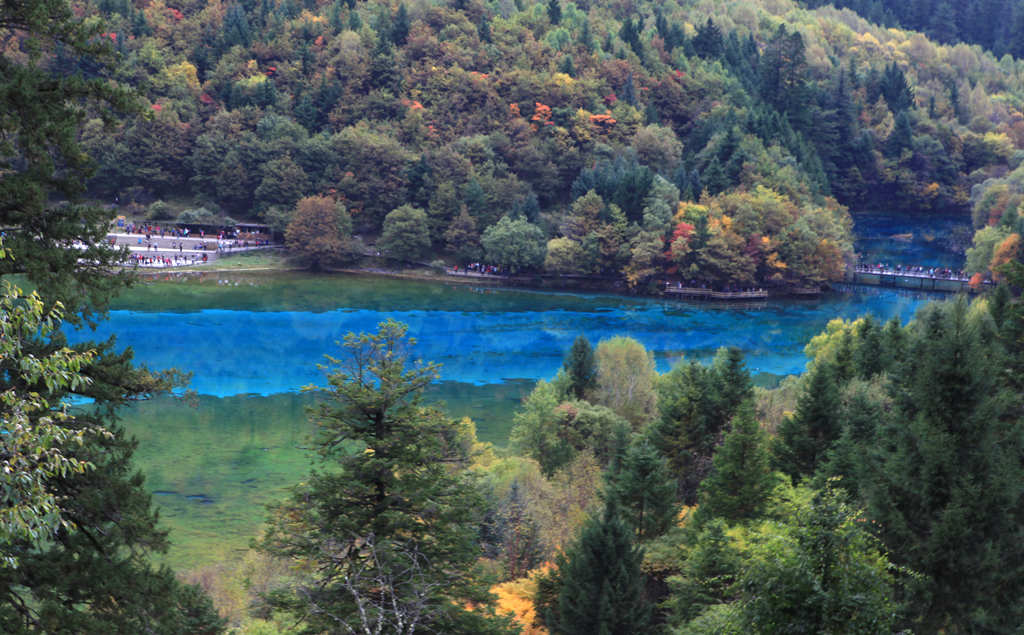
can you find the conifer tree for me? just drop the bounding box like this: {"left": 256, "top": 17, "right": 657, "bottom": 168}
{"left": 0, "top": 3, "right": 222, "bottom": 630}
{"left": 709, "top": 347, "right": 754, "bottom": 424}
{"left": 651, "top": 361, "right": 715, "bottom": 503}
{"left": 853, "top": 315, "right": 884, "bottom": 378}
{"left": 604, "top": 440, "right": 678, "bottom": 540}
{"left": 391, "top": 3, "right": 410, "bottom": 45}
{"left": 695, "top": 404, "right": 776, "bottom": 524}
{"left": 563, "top": 335, "right": 597, "bottom": 400}
{"left": 772, "top": 362, "right": 842, "bottom": 481}
{"left": 1, "top": 0, "right": 137, "bottom": 319}
{"left": 258, "top": 321, "right": 513, "bottom": 634}
{"left": 549, "top": 503, "right": 651, "bottom": 635}
{"left": 547, "top": 0, "right": 561, "bottom": 25}
{"left": 863, "top": 299, "right": 1024, "bottom": 632}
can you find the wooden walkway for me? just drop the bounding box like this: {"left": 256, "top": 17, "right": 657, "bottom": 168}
{"left": 664, "top": 286, "right": 769, "bottom": 300}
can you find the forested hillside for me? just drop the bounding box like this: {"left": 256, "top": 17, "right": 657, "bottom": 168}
{"left": 73, "top": 0, "right": 1024, "bottom": 287}
{"left": 803, "top": 0, "right": 1024, "bottom": 55}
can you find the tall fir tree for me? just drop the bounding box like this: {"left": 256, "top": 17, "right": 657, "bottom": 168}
{"left": 547, "top": 503, "right": 651, "bottom": 635}
{"left": 258, "top": 320, "right": 513, "bottom": 634}
{"left": 861, "top": 299, "right": 1024, "bottom": 633}
{"left": 772, "top": 361, "right": 843, "bottom": 481}
{"left": 604, "top": 440, "right": 678, "bottom": 540}
{"left": 563, "top": 335, "right": 597, "bottom": 400}
{"left": 695, "top": 403, "right": 777, "bottom": 525}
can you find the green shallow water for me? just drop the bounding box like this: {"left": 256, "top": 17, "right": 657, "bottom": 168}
{"left": 72, "top": 271, "right": 948, "bottom": 569}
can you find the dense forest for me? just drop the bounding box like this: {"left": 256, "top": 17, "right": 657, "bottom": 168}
{"left": 63, "top": 0, "right": 1023, "bottom": 287}
{"left": 802, "top": 0, "right": 1024, "bottom": 55}
{"left": 3, "top": 0, "right": 1024, "bottom": 633}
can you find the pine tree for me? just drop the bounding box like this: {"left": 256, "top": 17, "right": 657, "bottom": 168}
{"left": 710, "top": 347, "right": 754, "bottom": 425}
{"left": 605, "top": 440, "right": 678, "bottom": 540}
{"left": 550, "top": 503, "right": 651, "bottom": 635}
{"left": 864, "top": 298, "right": 1024, "bottom": 632}
{"left": 258, "top": 321, "right": 513, "bottom": 634}
{"left": 886, "top": 110, "right": 914, "bottom": 157}
{"left": 1, "top": 0, "right": 137, "bottom": 319}
{"left": 391, "top": 3, "right": 410, "bottom": 45}
{"left": 563, "top": 335, "right": 597, "bottom": 400}
{"left": 853, "top": 315, "right": 884, "bottom": 378}
{"left": 0, "top": 3, "right": 221, "bottom": 629}
{"left": 833, "top": 329, "right": 855, "bottom": 383}
{"left": 547, "top": 0, "right": 561, "bottom": 25}
{"left": 695, "top": 404, "right": 776, "bottom": 524}
{"left": 772, "top": 362, "right": 842, "bottom": 481}
{"left": 880, "top": 315, "right": 906, "bottom": 372}
{"left": 692, "top": 18, "right": 723, "bottom": 59}
{"left": 651, "top": 361, "right": 717, "bottom": 503}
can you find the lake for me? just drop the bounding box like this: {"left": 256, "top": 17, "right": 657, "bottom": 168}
{"left": 67, "top": 212, "right": 969, "bottom": 568}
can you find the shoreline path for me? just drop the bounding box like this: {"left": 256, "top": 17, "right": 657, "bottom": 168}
{"left": 104, "top": 232, "right": 275, "bottom": 268}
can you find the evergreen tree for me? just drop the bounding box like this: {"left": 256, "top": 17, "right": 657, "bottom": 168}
{"left": 0, "top": 4, "right": 221, "bottom": 629}
{"left": 880, "top": 315, "right": 906, "bottom": 372}
{"left": 709, "top": 347, "right": 753, "bottom": 424}
{"left": 886, "top": 110, "right": 914, "bottom": 157}
{"left": 1, "top": 0, "right": 136, "bottom": 318}
{"left": 880, "top": 62, "right": 915, "bottom": 113}
{"left": 547, "top": 0, "right": 561, "bottom": 25}
{"left": 772, "top": 362, "right": 842, "bottom": 481}
{"left": 548, "top": 503, "right": 651, "bottom": 635}
{"left": 223, "top": 4, "right": 252, "bottom": 48}
{"left": 558, "top": 54, "right": 575, "bottom": 77}
{"left": 695, "top": 404, "right": 776, "bottom": 524}
{"left": 833, "top": 329, "right": 855, "bottom": 383}
{"left": 604, "top": 440, "right": 678, "bottom": 540}
{"left": 259, "top": 321, "right": 512, "bottom": 633}
{"left": 692, "top": 18, "right": 723, "bottom": 59}
{"left": 863, "top": 298, "right": 1024, "bottom": 632}
{"left": 563, "top": 335, "right": 597, "bottom": 400}
{"left": 853, "top": 315, "right": 884, "bottom": 378}
{"left": 390, "top": 3, "right": 410, "bottom": 45}
{"left": 650, "top": 361, "right": 717, "bottom": 503}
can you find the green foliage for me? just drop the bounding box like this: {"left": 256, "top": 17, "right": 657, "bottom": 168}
{"left": 650, "top": 348, "right": 753, "bottom": 503}
{"left": 444, "top": 207, "right": 482, "bottom": 263}
{"left": 0, "top": 262, "right": 96, "bottom": 556}
{"left": 737, "top": 486, "right": 899, "bottom": 634}
{"left": 1, "top": 0, "right": 137, "bottom": 318}
{"left": 257, "top": 320, "right": 513, "bottom": 633}
{"left": 772, "top": 361, "right": 842, "bottom": 482}
{"left": 378, "top": 204, "right": 431, "bottom": 261}
{"left": 563, "top": 335, "right": 597, "bottom": 400}
{"left": 594, "top": 336, "right": 657, "bottom": 428}
{"left": 480, "top": 216, "right": 546, "bottom": 273}
{"left": 695, "top": 404, "right": 777, "bottom": 525}
{"left": 285, "top": 196, "right": 358, "bottom": 270}
{"left": 604, "top": 439, "right": 678, "bottom": 540}
{"left": 0, "top": 4, "right": 222, "bottom": 629}
{"left": 545, "top": 503, "right": 651, "bottom": 634}
{"left": 858, "top": 298, "right": 1024, "bottom": 632}
{"left": 510, "top": 380, "right": 630, "bottom": 476}
{"left": 668, "top": 484, "right": 899, "bottom": 634}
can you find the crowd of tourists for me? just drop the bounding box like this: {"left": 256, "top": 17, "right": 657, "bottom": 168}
{"left": 855, "top": 263, "right": 969, "bottom": 281}
{"left": 129, "top": 252, "right": 207, "bottom": 267}
{"left": 448, "top": 262, "right": 507, "bottom": 276}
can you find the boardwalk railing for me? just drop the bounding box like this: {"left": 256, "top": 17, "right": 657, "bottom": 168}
{"left": 664, "top": 286, "right": 769, "bottom": 300}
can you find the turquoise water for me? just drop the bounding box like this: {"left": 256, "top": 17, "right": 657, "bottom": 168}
{"left": 851, "top": 211, "right": 969, "bottom": 268}
{"left": 68, "top": 248, "right": 956, "bottom": 568}
{"left": 88, "top": 274, "right": 937, "bottom": 394}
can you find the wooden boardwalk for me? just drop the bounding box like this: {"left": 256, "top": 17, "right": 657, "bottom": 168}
{"left": 664, "top": 286, "right": 769, "bottom": 300}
